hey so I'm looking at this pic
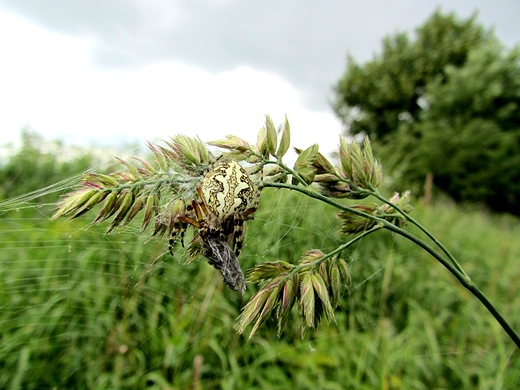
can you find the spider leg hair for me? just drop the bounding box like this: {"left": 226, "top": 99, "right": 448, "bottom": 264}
{"left": 169, "top": 200, "right": 206, "bottom": 256}
{"left": 195, "top": 187, "right": 211, "bottom": 216}
{"left": 178, "top": 215, "right": 201, "bottom": 228}
{"left": 169, "top": 220, "right": 188, "bottom": 255}
{"left": 232, "top": 218, "right": 245, "bottom": 257}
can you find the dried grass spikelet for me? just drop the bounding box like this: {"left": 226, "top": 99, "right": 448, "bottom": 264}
{"left": 52, "top": 135, "right": 214, "bottom": 237}
{"left": 235, "top": 250, "right": 351, "bottom": 339}
{"left": 337, "top": 191, "right": 413, "bottom": 235}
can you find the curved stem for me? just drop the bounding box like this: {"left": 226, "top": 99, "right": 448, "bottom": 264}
{"left": 290, "top": 225, "right": 383, "bottom": 275}
{"left": 367, "top": 188, "right": 468, "bottom": 278}
{"left": 383, "top": 222, "right": 520, "bottom": 349}
{"left": 263, "top": 181, "right": 520, "bottom": 349}
{"left": 273, "top": 159, "right": 308, "bottom": 187}
{"left": 250, "top": 151, "right": 309, "bottom": 187}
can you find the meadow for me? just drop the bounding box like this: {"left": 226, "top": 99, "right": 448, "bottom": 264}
{"left": 1, "top": 184, "right": 519, "bottom": 389}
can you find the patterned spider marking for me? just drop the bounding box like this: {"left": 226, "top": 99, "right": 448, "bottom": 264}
{"left": 200, "top": 160, "right": 258, "bottom": 220}
{"left": 200, "top": 160, "right": 260, "bottom": 256}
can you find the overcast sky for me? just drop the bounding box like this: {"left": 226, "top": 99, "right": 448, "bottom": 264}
{"left": 0, "top": 0, "right": 518, "bottom": 155}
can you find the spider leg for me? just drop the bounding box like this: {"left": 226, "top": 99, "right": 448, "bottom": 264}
{"left": 178, "top": 222, "right": 187, "bottom": 247}
{"left": 231, "top": 216, "right": 245, "bottom": 257}
{"left": 191, "top": 198, "right": 207, "bottom": 222}
{"left": 169, "top": 220, "right": 187, "bottom": 255}
{"left": 196, "top": 187, "right": 211, "bottom": 216}
{"left": 169, "top": 201, "right": 204, "bottom": 256}
{"left": 179, "top": 215, "right": 201, "bottom": 228}
{"left": 241, "top": 206, "right": 257, "bottom": 220}
{"left": 258, "top": 164, "right": 264, "bottom": 192}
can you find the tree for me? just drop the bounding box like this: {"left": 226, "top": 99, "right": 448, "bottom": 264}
{"left": 333, "top": 10, "right": 494, "bottom": 141}
{"left": 332, "top": 10, "right": 520, "bottom": 215}
{"left": 414, "top": 45, "right": 520, "bottom": 213}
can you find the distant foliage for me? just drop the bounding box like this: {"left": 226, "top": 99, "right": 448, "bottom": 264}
{"left": 2, "top": 167, "right": 520, "bottom": 388}
{"left": 0, "top": 129, "right": 95, "bottom": 203}
{"left": 333, "top": 10, "right": 520, "bottom": 214}
{"left": 415, "top": 46, "right": 520, "bottom": 213}
{"left": 333, "top": 10, "right": 492, "bottom": 140}
{"left": 2, "top": 118, "right": 520, "bottom": 388}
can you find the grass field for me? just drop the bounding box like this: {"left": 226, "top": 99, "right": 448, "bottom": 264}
{"left": 1, "top": 188, "right": 520, "bottom": 389}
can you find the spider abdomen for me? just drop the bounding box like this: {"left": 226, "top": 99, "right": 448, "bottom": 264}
{"left": 201, "top": 161, "right": 255, "bottom": 220}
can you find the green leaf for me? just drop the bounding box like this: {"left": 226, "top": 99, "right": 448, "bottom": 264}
{"left": 294, "top": 143, "right": 319, "bottom": 166}
{"left": 293, "top": 166, "right": 316, "bottom": 186}
{"left": 208, "top": 135, "right": 251, "bottom": 152}
{"left": 337, "top": 258, "right": 351, "bottom": 290}
{"left": 121, "top": 194, "right": 146, "bottom": 227}
{"left": 249, "top": 285, "right": 280, "bottom": 339}
{"left": 293, "top": 144, "right": 319, "bottom": 185}
{"left": 247, "top": 261, "right": 292, "bottom": 283}
{"left": 142, "top": 193, "right": 158, "bottom": 230}
{"left": 339, "top": 136, "right": 352, "bottom": 179}
{"left": 311, "top": 273, "right": 336, "bottom": 323}
{"left": 235, "top": 288, "right": 270, "bottom": 335}
{"left": 276, "top": 276, "right": 298, "bottom": 337}
{"left": 256, "top": 127, "right": 268, "bottom": 157}
{"left": 265, "top": 115, "right": 278, "bottom": 157}
{"left": 275, "top": 115, "right": 291, "bottom": 159}
{"left": 300, "top": 273, "right": 315, "bottom": 328}
{"left": 93, "top": 191, "right": 117, "bottom": 224}
{"left": 115, "top": 157, "right": 139, "bottom": 178}
{"left": 329, "top": 264, "right": 342, "bottom": 308}
{"left": 314, "top": 151, "right": 336, "bottom": 174}
{"left": 70, "top": 190, "right": 106, "bottom": 220}
{"left": 105, "top": 190, "right": 134, "bottom": 233}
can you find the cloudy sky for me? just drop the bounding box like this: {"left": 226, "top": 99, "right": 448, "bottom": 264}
{"left": 0, "top": 1, "right": 518, "bottom": 155}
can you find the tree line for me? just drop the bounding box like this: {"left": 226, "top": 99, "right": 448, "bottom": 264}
{"left": 333, "top": 10, "right": 520, "bottom": 214}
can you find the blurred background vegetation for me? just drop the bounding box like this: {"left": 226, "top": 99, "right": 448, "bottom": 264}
{"left": 1, "top": 9, "right": 520, "bottom": 390}
{"left": 334, "top": 10, "right": 520, "bottom": 215}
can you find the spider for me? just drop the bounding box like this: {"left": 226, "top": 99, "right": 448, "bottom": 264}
{"left": 168, "top": 160, "right": 262, "bottom": 258}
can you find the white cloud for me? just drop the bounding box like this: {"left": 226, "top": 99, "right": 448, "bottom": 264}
{"left": 0, "top": 10, "right": 342, "bottom": 157}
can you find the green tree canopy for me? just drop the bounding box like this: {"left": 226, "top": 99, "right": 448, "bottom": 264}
{"left": 333, "top": 10, "right": 495, "bottom": 141}
{"left": 332, "top": 10, "right": 520, "bottom": 215}
{"left": 415, "top": 45, "right": 520, "bottom": 213}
